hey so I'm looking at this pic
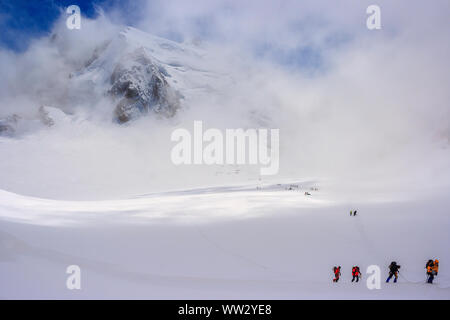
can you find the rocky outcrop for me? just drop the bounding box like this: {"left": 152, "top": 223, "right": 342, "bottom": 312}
{"left": 109, "top": 48, "right": 181, "bottom": 123}
{"left": 0, "top": 107, "right": 70, "bottom": 138}
{"left": 0, "top": 115, "right": 20, "bottom": 137}
{"left": 38, "top": 106, "right": 69, "bottom": 127}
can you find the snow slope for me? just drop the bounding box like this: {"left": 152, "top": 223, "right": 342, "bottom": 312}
{"left": 1, "top": 181, "right": 449, "bottom": 299}
{"left": 0, "top": 24, "right": 449, "bottom": 300}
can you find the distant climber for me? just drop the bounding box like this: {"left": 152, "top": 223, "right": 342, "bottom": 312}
{"left": 426, "top": 260, "right": 434, "bottom": 283}
{"left": 351, "top": 266, "right": 361, "bottom": 282}
{"left": 432, "top": 259, "right": 439, "bottom": 280}
{"left": 426, "top": 259, "right": 439, "bottom": 284}
{"left": 350, "top": 210, "right": 353, "bottom": 216}
{"left": 333, "top": 266, "right": 341, "bottom": 282}
{"left": 386, "top": 261, "right": 401, "bottom": 283}
{"left": 353, "top": 210, "right": 357, "bottom": 216}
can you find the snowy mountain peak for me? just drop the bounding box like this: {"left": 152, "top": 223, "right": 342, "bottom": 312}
{"left": 71, "top": 27, "right": 195, "bottom": 123}
{"left": 0, "top": 26, "right": 225, "bottom": 135}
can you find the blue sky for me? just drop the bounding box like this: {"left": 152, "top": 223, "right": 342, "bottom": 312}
{"left": 0, "top": 0, "right": 330, "bottom": 71}
{"left": 3, "top": 0, "right": 431, "bottom": 73}
{"left": 0, "top": 0, "right": 142, "bottom": 51}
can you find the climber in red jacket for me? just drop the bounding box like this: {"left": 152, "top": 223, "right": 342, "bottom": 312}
{"left": 333, "top": 266, "right": 341, "bottom": 282}
{"left": 351, "top": 266, "right": 361, "bottom": 282}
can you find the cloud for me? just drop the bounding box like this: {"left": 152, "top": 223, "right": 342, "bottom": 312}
{"left": 0, "top": 0, "right": 449, "bottom": 199}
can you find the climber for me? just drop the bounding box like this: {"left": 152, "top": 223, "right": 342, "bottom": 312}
{"left": 333, "top": 266, "right": 341, "bottom": 283}
{"left": 351, "top": 266, "right": 361, "bottom": 282}
{"left": 386, "top": 261, "right": 401, "bottom": 283}
{"left": 426, "top": 259, "right": 434, "bottom": 283}
{"left": 427, "top": 259, "right": 439, "bottom": 284}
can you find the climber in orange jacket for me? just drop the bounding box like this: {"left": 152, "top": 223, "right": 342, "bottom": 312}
{"left": 427, "top": 259, "right": 439, "bottom": 283}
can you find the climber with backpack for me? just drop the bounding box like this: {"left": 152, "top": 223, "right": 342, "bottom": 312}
{"left": 386, "top": 261, "right": 401, "bottom": 283}
{"left": 351, "top": 266, "right": 361, "bottom": 282}
{"left": 333, "top": 266, "right": 341, "bottom": 283}
{"left": 427, "top": 259, "right": 439, "bottom": 284}
{"left": 426, "top": 259, "right": 434, "bottom": 283}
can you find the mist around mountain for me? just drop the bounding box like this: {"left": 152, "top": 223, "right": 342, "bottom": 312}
{"left": 0, "top": 9, "right": 449, "bottom": 199}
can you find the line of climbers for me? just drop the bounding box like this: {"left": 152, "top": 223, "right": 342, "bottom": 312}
{"left": 332, "top": 266, "right": 362, "bottom": 282}
{"left": 332, "top": 259, "right": 439, "bottom": 284}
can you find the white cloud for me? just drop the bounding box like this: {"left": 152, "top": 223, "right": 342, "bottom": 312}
{"left": 0, "top": 0, "right": 449, "bottom": 199}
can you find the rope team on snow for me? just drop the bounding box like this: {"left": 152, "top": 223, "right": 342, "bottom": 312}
{"left": 339, "top": 209, "right": 439, "bottom": 284}
{"left": 332, "top": 260, "right": 439, "bottom": 284}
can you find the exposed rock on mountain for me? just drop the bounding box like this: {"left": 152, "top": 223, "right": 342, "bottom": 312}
{"left": 109, "top": 48, "right": 180, "bottom": 123}
{"left": 0, "top": 115, "right": 20, "bottom": 137}
{"left": 38, "top": 106, "right": 70, "bottom": 127}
